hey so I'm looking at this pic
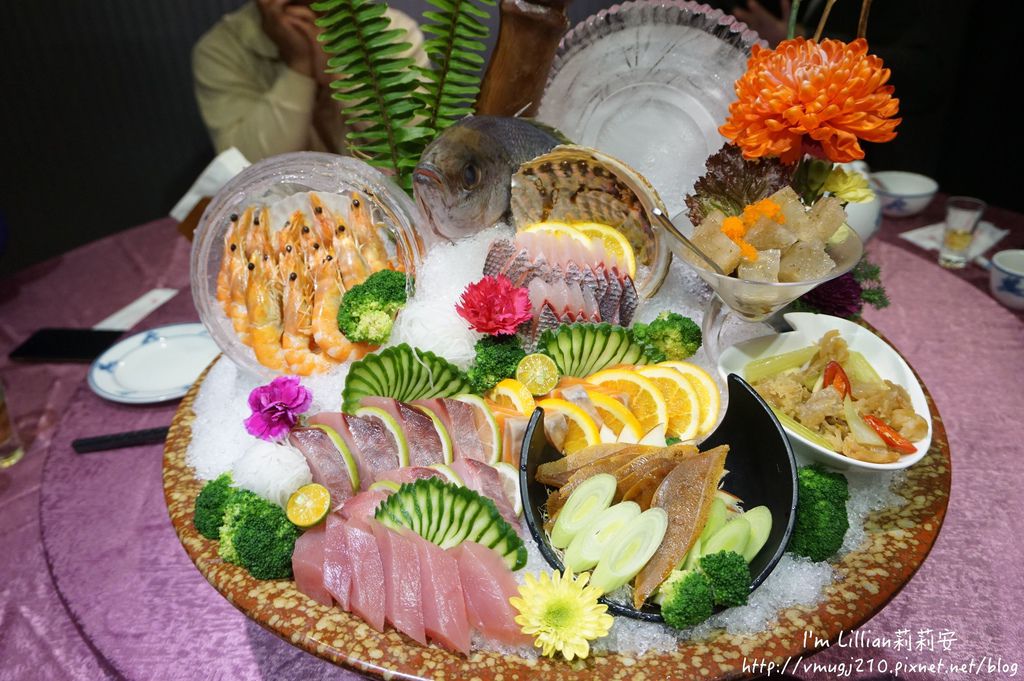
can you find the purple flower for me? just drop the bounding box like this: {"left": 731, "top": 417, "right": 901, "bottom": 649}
{"left": 244, "top": 376, "right": 312, "bottom": 441}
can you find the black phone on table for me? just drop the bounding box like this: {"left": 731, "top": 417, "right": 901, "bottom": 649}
{"left": 9, "top": 328, "right": 124, "bottom": 363}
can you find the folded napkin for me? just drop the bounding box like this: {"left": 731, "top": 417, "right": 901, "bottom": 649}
{"left": 169, "top": 147, "right": 250, "bottom": 221}
{"left": 899, "top": 221, "right": 1008, "bottom": 260}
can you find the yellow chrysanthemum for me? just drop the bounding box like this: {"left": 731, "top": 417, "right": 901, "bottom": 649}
{"left": 824, "top": 167, "right": 875, "bottom": 203}
{"left": 509, "top": 570, "right": 613, "bottom": 661}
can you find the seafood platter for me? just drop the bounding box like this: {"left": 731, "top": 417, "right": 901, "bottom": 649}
{"left": 165, "top": 3, "right": 949, "bottom": 679}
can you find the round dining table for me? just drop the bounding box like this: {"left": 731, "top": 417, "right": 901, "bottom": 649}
{"left": 1, "top": 197, "right": 1021, "bottom": 681}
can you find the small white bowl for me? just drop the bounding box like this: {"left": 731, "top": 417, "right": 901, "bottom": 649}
{"left": 990, "top": 249, "right": 1024, "bottom": 310}
{"left": 872, "top": 171, "right": 939, "bottom": 218}
{"left": 718, "top": 313, "right": 932, "bottom": 472}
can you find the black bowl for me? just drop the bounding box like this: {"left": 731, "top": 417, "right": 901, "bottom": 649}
{"left": 518, "top": 373, "right": 798, "bottom": 622}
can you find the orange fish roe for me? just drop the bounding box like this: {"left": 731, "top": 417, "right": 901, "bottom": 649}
{"left": 720, "top": 199, "right": 787, "bottom": 262}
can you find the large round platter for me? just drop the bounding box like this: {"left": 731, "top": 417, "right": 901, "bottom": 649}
{"left": 164, "top": 327, "right": 951, "bottom": 680}
{"left": 538, "top": 0, "right": 763, "bottom": 218}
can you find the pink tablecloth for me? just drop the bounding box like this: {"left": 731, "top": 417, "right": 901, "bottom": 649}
{"left": 0, "top": 205, "right": 1022, "bottom": 681}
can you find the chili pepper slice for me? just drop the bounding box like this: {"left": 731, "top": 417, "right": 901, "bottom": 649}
{"left": 822, "top": 360, "right": 851, "bottom": 399}
{"left": 861, "top": 414, "right": 917, "bottom": 454}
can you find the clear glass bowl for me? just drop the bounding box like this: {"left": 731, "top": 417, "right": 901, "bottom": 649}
{"left": 190, "top": 152, "right": 424, "bottom": 378}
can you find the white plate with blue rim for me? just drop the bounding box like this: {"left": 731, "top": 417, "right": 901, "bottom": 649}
{"left": 88, "top": 323, "right": 220, "bottom": 404}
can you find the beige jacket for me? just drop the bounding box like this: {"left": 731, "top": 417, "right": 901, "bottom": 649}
{"left": 193, "top": 2, "right": 427, "bottom": 161}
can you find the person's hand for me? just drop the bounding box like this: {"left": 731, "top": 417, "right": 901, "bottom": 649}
{"left": 733, "top": 0, "right": 792, "bottom": 48}
{"left": 257, "top": 0, "right": 318, "bottom": 78}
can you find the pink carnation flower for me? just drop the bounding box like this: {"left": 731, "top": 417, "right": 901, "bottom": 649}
{"left": 456, "top": 275, "right": 533, "bottom": 336}
{"left": 244, "top": 376, "right": 312, "bottom": 441}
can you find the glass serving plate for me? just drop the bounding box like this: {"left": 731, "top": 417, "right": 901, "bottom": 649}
{"left": 190, "top": 152, "right": 423, "bottom": 378}
{"left": 539, "top": 0, "right": 763, "bottom": 218}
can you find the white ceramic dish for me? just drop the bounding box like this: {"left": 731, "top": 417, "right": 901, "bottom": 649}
{"left": 718, "top": 312, "right": 932, "bottom": 471}
{"left": 990, "top": 249, "right": 1024, "bottom": 310}
{"left": 88, "top": 324, "right": 220, "bottom": 404}
{"left": 872, "top": 171, "right": 938, "bottom": 218}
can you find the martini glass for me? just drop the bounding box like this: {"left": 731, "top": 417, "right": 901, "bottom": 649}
{"left": 657, "top": 215, "right": 865, "bottom": 361}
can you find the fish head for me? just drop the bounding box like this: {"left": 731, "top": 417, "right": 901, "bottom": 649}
{"left": 413, "top": 124, "right": 513, "bottom": 242}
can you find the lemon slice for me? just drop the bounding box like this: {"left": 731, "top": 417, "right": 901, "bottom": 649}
{"left": 354, "top": 406, "right": 410, "bottom": 467}
{"left": 492, "top": 461, "right": 523, "bottom": 517}
{"left": 516, "top": 353, "right": 560, "bottom": 396}
{"left": 369, "top": 479, "right": 402, "bottom": 493}
{"left": 585, "top": 389, "right": 643, "bottom": 442}
{"left": 635, "top": 366, "right": 701, "bottom": 441}
{"left": 522, "top": 221, "right": 590, "bottom": 244}
{"left": 286, "top": 483, "right": 331, "bottom": 528}
{"left": 536, "top": 398, "right": 601, "bottom": 455}
{"left": 428, "top": 463, "right": 465, "bottom": 486}
{"left": 658, "top": 361, "right": 721, "bottom": 435}
{"left": 452, "top": 394, "right": 502, "bottom": 464}
{"left": 585, "top": 369, "right": 668, "bottom": 436}
{"left": 572, "top": 222, "right": 637, "bottom": 278}
{"left": 489, "top": 378, "right": 537, "bottom": 415}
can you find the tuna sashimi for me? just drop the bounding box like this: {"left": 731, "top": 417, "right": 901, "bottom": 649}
{"left": 340, "top": 413, "right": 400, "bottom": 483}
{"left": 340, "top": 488, "right": 391, "bottom": 520}
{"left": 292, "top": 523, "right": 332, "bottom": 606}
{"left": 288, "top": 427, "right": 355, "bottom": 509}
{"left": 323, "top": 513, "right": 353, "bottom": 610}
{"left": 410, "top": 532, "right": 471, "bottom": 654}
{"left": 345, "top": 519, "right": 386, "bottom": 632}
{"left": 441, "top": 399, "right": 489, "bottom": 462}
{"left": 453, "top": 542, "right": 531, "bottom": 647}
{"left": 449, "top": 458, "right": 519, "bottom": 529}
{"left": 370, "top": 521, "right": 427, "bottom": 645}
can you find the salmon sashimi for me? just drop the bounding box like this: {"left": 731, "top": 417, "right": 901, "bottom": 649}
{"left": 340, "top": 488, "right": 392, "bottom": 521}
{"left": 288, "top": 427, "right": 355, "bottom": 509}
{"left": 292, "top": 523, "right": 332, "bottom": 606}
{"left": 345, "top": 518, "right": 387, "bottom": 632}
{"left": 535, "top": 442, "right": 636, "bottom": 487}
{"left": 453, "top": 542, "right": 532, "bottom": 647}
{"left": 633, "top": 445, "right": 729, "bottom": 608}
{"left": 323, "top": 513, "right": 353, "bottom": 610}
{"left": 411, "top": 532, "right": 471, "bottom": 655}
{"left": 370, "top": 521, "right": 427, "bottom": 645}
{"left": 339, "top": 413, "right": 400, "bottom": 483}
{"left": 449, "top": 458, "right": 519, "bottom": 529}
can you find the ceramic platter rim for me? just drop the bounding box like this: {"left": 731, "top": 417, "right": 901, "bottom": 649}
{"left": 163, "top": 321, "right": 951, "bottom": 680}
{"left": 718, "top": 313, "right": 933, "bottom": 471}
{"left": 88, "top": 323, "right": 220, "bottom": 404}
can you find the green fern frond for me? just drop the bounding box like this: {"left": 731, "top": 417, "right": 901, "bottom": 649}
{"left": 314, "top": 0, "right": 432, "bottom": 190}
{"left": 416, "top": 0, "right": 495, "bottom": 133}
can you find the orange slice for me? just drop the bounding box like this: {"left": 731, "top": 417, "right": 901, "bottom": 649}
{"left": 635, "top": 366, "right": 701, "bottom": 441}
{"left": 536, "top": 398, "right": 601, "bottom": 455}
{"left": 584, "top": 369, "right": 668, "bottom": 436}
{"left": 658, "top": 361, "right": 721, "bottom": 435}
{"left": 489, "top": 378, "right": 536, "bottom": 415}
{"left": 585, "top": 390, "right": 643, "bottom": 442}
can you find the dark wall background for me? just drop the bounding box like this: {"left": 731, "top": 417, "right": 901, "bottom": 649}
{"left": 0, "top": 1, "right": 1018, "bottom": 276}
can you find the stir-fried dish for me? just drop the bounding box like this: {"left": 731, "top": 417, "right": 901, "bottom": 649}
{"left": 748, "top": 331, "right": 928, "bottom": 464}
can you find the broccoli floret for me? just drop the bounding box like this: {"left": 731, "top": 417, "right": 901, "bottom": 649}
{"left": 698, "top": 551, "right": 751, "bottom": 606}
{"left": 789, "top": 464, "right": 850, "bottom": 562}
{"left": 658, "top": 569, "right": 715, "bottom": 628}
{"left": 336, "top": 270, "right": 408, "bottom": 344}
{"left": 631, "top": 311, "right": 702, "bottom": 360}
{"left": 218, "top": 490, "right": 299, "bottom": 579}
{"left": 194, "top": 473, "right": 237, "bottom": 540}
{"left": 466, "top": 335, "right": 526, "bottom": 394}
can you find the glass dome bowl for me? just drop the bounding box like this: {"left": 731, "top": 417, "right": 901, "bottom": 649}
{"left": 190, "top": 152, "right": 424, "bottom": 379}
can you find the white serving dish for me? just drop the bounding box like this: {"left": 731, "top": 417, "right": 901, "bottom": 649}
{"left": 990, "top": 249, "right": 1024, "bottom": 310}
{"left": 872, "top": 171, "right": 938, "bottom": 218}
{"left": 718, "top": 312, "right": 932, "bottom": 471}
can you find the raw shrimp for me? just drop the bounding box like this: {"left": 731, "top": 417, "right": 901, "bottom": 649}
{"left": 280, "top": 250, "right": 333, "bottom": 375}
{"left": 246, "top": 251, "right": 287, "bottom": 372}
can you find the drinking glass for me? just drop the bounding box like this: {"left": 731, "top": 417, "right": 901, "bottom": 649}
{"left": 939, "top": 196, "right": 986, "bottom": 269}
{"left": 0, "top": 382, "right": 25, "bottom": 468}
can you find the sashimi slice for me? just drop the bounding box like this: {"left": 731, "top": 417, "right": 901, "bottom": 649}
{"left": 396, "top": 401, "right": 445, "bottom": 466}
{"left": 345, "top": 519, "right": 386, "bottom": 632}
{"left": 449, "top": 458, "right": 518, "bottom": 528}
{"left": 618, "top": 275, "right": 639, "bottom": 326}
{"left": 411, "top": 532, "right": 471, "bottom": 655}
{"left": 369, "top": 521, "right": 427, "bottom": 645}
{"left": 323, "top": 513, "right": 353, "bottom": 610}
{"left": 440, "top": 399, "right": 488, "bottom": 462}
{"left": 308, "top": 411, "right": 345, "bottom": 434}
{"left": 483, "top": 238, "right": 517, "bottom": 278}
{"left": 292, "top": 523, "right": 332, "bottom": 606}
{"left": 341, "top": 488, "right": 392, "bottom": 520}
{"left": 453, "top": 542, "right": 531, "bottom": 647}
{"left": 376, "top": 466, "right": 446, "bottom": 486}
{"left": 288, "top": 427, "right": 355, "bottom": 509}
{"left": 500, "top": 414, "right": 530, "bottom": 468}
{"left": 340, "top": 413, "right": 400, "bottom": 483}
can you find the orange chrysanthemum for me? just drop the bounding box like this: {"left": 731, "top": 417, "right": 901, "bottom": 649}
{"left": 719, "top": 38, "right": 901, "bottom": 164}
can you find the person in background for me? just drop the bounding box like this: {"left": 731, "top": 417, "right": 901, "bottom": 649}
{"left": 193, "top": 0, "right": 427, "bottom": 162}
